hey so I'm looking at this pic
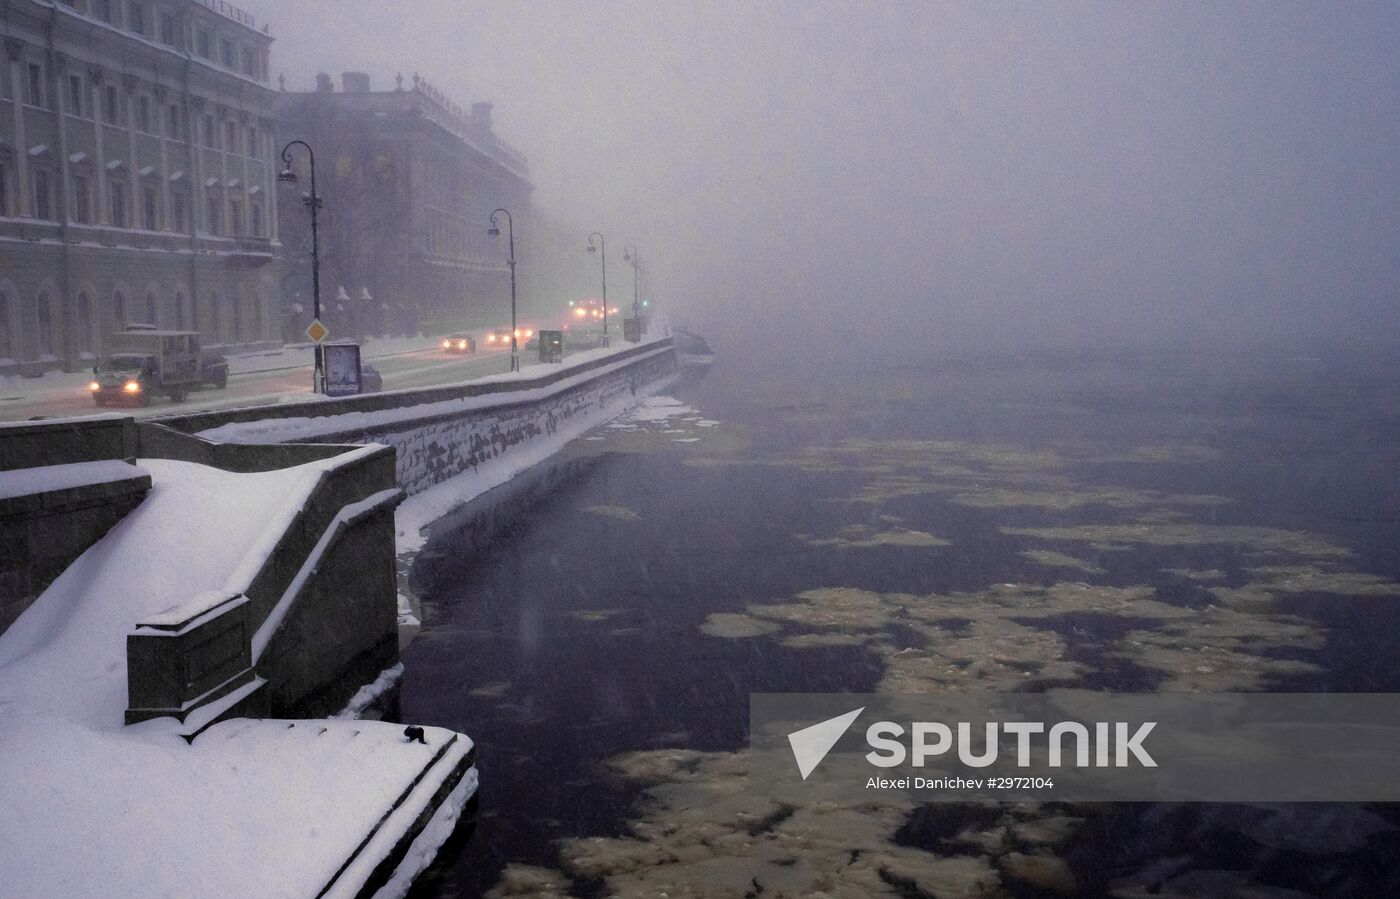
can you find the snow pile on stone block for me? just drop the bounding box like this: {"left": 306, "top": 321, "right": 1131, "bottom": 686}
{"left": 0, "top": 709, "right": 474, "bottom": 898}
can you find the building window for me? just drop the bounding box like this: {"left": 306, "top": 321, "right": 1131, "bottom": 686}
{"left": 196, "top": 29, "right": 211, "bottom": 59}
{"left": 0, "top": 159, "right": 10, "bottom": 216}
{"left": 142, "top": 186, "right": 158, "bottom": 230}
{"left": 104, "top": 84, "right": 121, "bottom": 124}
{"left": 37, "top": 294, "right": 54, "bottom": 357}
{"left": 229, "top": 198, "right": 243, "bottom": 235}
{"left": 225, "top": 120, "right": 237, "bottom": 150}
{"left": 220, "top": 38, "right": 234, "bottom": 69}
{"left": 202, "top": 114, "right": 215, "bottom": 148}
{"left": 33, "top": 169, "right": 53, "bottom": 220}
{"left": 128, "top": 2, "right": 145, "bottom": 35}
{"left": 173, "top": 291, "right": 186, "bottom": 329}
{"left": 171, "top": 190, "right": 188, "bottom": 232}
{"left": 159, "top": 12, "right": 176, "bottom": 46}
{"left": 246, "top": 127, "right": 258, "bottom": 158}
{"left": 27, "top": 64, "right": 46, "bottom": 109}
{"left": 167, "top": 104, "right": 181, "bottom": 139}
{"left": 113, "top": 290, "right": 127, "bottom": 331}
{"left": 68, "top": 74, "right": 84, "bottom": 116}
{"left": 94, "top": 0, "right": 114, "bottom": 24}
{"left": 242, "top": 47, "right": 256, "bottom": 77}
{"left": 0, "top": 292, "right": 11, "bottom": 359}
{"left": 76, "top": 292, "right": 94, "bottom": 354}
{"left": 144, "top": 291, "right": 157, "bottom": 324}
{"left": 136, "top": 95, "right": 151, "bottom": 132}
{"left": 109, "top": 182, "right": 127, "bottom": 228}
{"left": 206, "top": 193, "right": 221, "bottom": 235}
{"left": 250, "top": 201, "right": 262, "bottom": 237}
{"left": 72, "top": 174, "right": 92, "bottom": 224}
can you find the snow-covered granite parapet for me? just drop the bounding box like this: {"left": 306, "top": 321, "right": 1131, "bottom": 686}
{"left": 195, "top": 341, "right": 679, "bottom": 498}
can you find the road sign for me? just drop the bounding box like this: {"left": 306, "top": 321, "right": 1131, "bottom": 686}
{"left": 538, "top": 330, "right": 563, "bottom": 363}
{"left": 305, "top": 319, "right": 329, "bottom": 343}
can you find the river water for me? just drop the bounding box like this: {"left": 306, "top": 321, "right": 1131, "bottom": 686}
{"left": 397, "top": 344, "right": 1400, "bottom": 898}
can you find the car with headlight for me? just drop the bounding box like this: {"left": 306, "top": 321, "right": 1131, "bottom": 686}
{"left": 484, "top": 326, "right": 534, "bottom": 347}
{"left": 441, "top": 334, "right": 476, "bottom": 354}
{"left": 90, "top": 353, "right": 160, "bottom": 407}
{"left": 90, "top": 329, "right": 202, "bottom": 406}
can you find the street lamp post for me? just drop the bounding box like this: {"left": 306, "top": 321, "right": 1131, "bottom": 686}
{"left": 488, "top": 208, "right": 519, "bottom": 372}
{"left": 587, "top": 232, "right": 608, "bottom": 348}
{"left": 278, "top": 140, "right": 325, "bottom": 393}
{"left": 623, "top": 244, "right": 641, "bottom": 331}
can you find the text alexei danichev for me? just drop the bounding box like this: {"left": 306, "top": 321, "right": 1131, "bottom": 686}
{"left": 866, "top": 776, "right": 1056, "bottom": 791}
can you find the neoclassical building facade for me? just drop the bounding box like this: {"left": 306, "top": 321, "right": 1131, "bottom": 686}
{"left": 0, "top": 0, "right": 280, "bottom": 375}
{"left": 275, "top": 72, "right": 536, "bottom": 337}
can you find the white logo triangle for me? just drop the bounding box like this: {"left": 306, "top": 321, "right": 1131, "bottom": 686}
{"left": 787, "top": 707, "right": 864, "bottom": 780}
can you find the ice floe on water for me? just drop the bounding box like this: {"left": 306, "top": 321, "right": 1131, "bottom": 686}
{"left": 581, "top": 503, "right": 641, "bottom": 521}
{"left": 613, "top": 394, "right": 699, "bottom": 424}
{"left": 485, "top": 746, "right": 1083, "bottom": 898}
{"left": 588, "top": 394, "right": 749, "bottom": 459}
{"left": 474, "top": 427, "right": 1398, "bottom": 896}
{"left": 798, "top": 523, "right": 951, "bottom": 550}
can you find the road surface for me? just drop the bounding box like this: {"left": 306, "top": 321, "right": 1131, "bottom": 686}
{"left": 0, "top": 334, "right": 578, "bottom": 423}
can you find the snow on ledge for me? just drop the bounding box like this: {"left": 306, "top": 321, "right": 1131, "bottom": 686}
{"left": 0, "top": 460, "right": 149, "bottom": 501}
{"left": 196, "top": 340, "right": 674, "bottom": 445}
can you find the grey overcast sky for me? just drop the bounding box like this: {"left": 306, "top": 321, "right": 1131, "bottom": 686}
{"left": 245, "top": 1, "right": 1400, "bottom": 351}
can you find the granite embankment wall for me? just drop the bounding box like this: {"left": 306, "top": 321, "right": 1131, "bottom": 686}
{"left": 159, "top": 338, "right": 679, "bottom": 497}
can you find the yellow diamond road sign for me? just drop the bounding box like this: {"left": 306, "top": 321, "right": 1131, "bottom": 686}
{"left": 305, "top": 319, "right": 328, "bottom": 343}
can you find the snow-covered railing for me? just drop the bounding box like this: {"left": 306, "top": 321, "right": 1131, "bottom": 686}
{"left": 0, "top": 414, "right": 137, "bottom": 471}
{"left": 155, "top": 336, "right": 674, "bottom": 439}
